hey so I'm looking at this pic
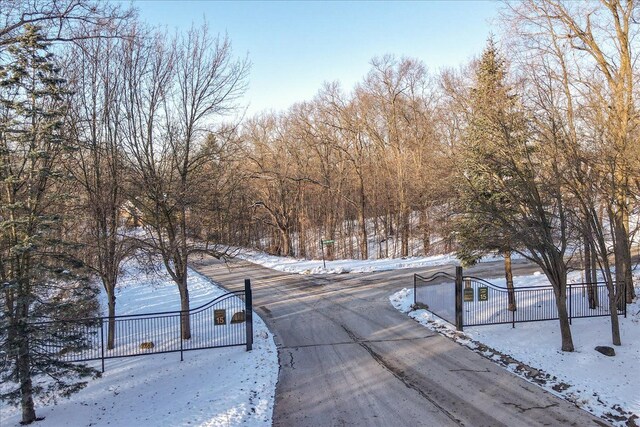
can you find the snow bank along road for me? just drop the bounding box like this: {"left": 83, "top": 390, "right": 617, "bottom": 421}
{"left": 192, "top": 256, "right": 608, "bottom": 427}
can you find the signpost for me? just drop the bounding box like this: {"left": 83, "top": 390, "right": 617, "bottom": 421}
{"left": 320, "top": 239, "right": 335, "bottom": 269}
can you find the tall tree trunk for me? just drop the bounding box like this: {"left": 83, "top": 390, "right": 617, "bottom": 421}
{"left": 590, "top": 241, "right": 599, "bottom": 307}
{"left": 555, "top": 289, "right": 574, "bottom": 352}
{"left": 16, "top": 292, "right": 37, "bottom": 424}
{"left": 107, "top": 287, "right": 116, "bottom": 350}
{"left": 18, "top": 344, "right": 36, "bottom": 424}
{"left": 298, "top": 184, "right": 307, "bottom": 258}
{"left": 601, "top": 266, "right": 622, "bottom": 346}
{"left": 607, "top": 283, "right": 622, "bottom": 346}
{"left": 593, "top": 227, "right": 622, "bottom": 346}
{"left": 504, "top": 250, "right": 516, "bottom": 312}
{"left": 584, "top": 231, "right": 597, "bottom": 309}
{"left": 546, "top": 261, "right": 574, "bottom": 352}
{"left": 281, "top": 227, "right": 293, "bottom": 258}
{"left": 358, "top": 180, "right": 368, "bottom": 260}
{"left": 612, "top": 210, "right": 633, "bottom": 309}
{"left": 359, "top": 209, "right": 368, "bottom": 260}
{"left": 384, "top": 211, "right": 390, "bottom": 258}
{"left": 298, "top": 216, "right": 306, "bottom": 258}
{"left": 420, "top": 210, "right": 431, "bottom": 256}
{"left": 401, "top": 207, "right": 409, "bottom": 257}
{"left": 178, "top": 281, "right": 191, "bottom": 340}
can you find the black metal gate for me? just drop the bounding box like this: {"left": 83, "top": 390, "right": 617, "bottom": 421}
{"left": 413, "top": 268, "right": 626, "bottom": 330}
{"left": 413, "top": 271, "right": 457, "bottom": 325}
{"left": 33, "top": 279, "right": 254, "bottom": 371}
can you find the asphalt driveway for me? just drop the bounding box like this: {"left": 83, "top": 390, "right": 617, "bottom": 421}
{"left": 192, "top": 257, "right": 607, "bottom": 427}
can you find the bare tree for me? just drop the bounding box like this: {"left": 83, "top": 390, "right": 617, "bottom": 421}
{"left": 242, "top": 113, "right": 300, "bottom": 257}
{"left": 358, "top": 56, "right": 432, "bottom": 257}
{"left": 123, "top": 23, "right": 248, "bottom": 339}
{"left": 64, "top": 24, "right": 133, "bottom": 350}
{"left": 0, "top": 0, "right": 131, "bottom": 50}
{"left": 503, "top": 0, "right": 637, "bottom": 304}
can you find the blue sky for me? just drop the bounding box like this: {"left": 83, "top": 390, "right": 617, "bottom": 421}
{"left": 132, "top": 1, "right": 501, "bottom": 115}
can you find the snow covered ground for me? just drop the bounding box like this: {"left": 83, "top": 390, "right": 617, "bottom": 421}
{"left": 239, "top": 246, "right": 639, "bottom": 424}
{"left": 390, "top": 271, "right": 640, "bottom": 426}
{"left": 236, "top": 248, "right": 469, "bottom": 274}
{"left": 0, "top": 262, "right": 279, "bottom": 427}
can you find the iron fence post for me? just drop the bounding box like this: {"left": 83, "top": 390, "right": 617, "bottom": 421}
{"left": 569, "top": 284, "right": 572, "bottom": 325}
{"left": 179, "top": 314, "right": 184, "bottom": 362}
{"left": 100, "top": 318, "right": 105, "bottom": 373}
{"left": 624, "top": 281, "right": 627, "bottom": 318}
{"left": 413, "top": 274, "right": 417, "bottom": 307}
{"left": 245, "top": 279, "right": 253, "bottom": 351}
{"left": 455, "top": 266, "right": 463, "bottom": 331}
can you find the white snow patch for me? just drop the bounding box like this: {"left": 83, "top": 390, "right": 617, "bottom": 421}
{"left": 390, "top": 277, "right": 640, "bottom": 426}
{"left": 1, "top": 261, "right": 279, "bottom": 427}
{"left": 236, "top": 248, "right": 461, "bottom": 274}
{"left": 234, "top": 248, "right": 531, "bottom": 276}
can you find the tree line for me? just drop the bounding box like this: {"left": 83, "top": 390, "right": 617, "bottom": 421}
{"left": 0, "top": 0, "right": 638, "bottom": 424}
{"left": 220, "top": 1, "right": 638, "bottom": 355}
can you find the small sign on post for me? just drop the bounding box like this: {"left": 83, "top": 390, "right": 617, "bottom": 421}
{"left": 320, "top": 239, "right": 335, "bottom": 269}
{"left": 463, "top": 287, "right": 474, "bottom": 302}
{"left": 478, "top": 287, "right": 489, "bottom": 301}
{"left": 214, "top": 309, "right": 226, "bottom": 325}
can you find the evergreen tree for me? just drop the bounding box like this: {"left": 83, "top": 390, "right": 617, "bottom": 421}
{"left": 454, "top": 44, "right": 518, "bottom": 255}
{"left": 453, "top": 40, "right": 577, "bottom": 352}
{"left": 0, "top": 25, "right": 99, "bottom": 424}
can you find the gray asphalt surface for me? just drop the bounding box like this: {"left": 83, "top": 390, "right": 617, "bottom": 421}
{"left": 192, "top": 256, "right": 608, "bottom": 427}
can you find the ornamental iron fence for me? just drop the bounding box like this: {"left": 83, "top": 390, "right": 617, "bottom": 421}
{"left": 413, "top": 268, "right": 626, "bottom": 331}
{"left": 413, "top": 271, "right": 457, "bottom": 325}
{"left": 31, "top": 279, "right": 253, "bottom": 372}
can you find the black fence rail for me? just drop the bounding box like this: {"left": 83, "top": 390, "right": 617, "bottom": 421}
{"left": 31, "top": 279, "right": 253, "bottom": 372}
{"left": 413, "top": 267, "right": 626, "bottom": 330}
{"left": 462, "top": 276, "right": 626, "bottom": 328}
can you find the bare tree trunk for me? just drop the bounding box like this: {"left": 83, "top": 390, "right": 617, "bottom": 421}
{"left": 607, "top": 283, "right": 622, "bottom": 346}
{"left": 18, "top": 347, "right": 36, "bottom": 424}
{"left": 584, "top": 235, "right": 596, "bottom": 310}
{"left": 590, "top": 242, "right": 599, "bottom": 307}
{"left": 107, "top": 287, "right": 116, "bottom": 349}
{"left": 358, "top": 181, "right": 368, "bottom": 260}
{"left": 504, "top": 250, "right": 516, "bottom": 311}
{"left": 592, "top": 220, "right": 622, "bottom": 346}
{"left": 612, "top": 210, "right": 632, "bottom": 309}
{"left": 599, "top": 257, "right": 622, "bottom": 346}
{"left": 178, "top": 281, "right": 191, "bottom": 340}
{"left": 401, "top": 207, "right": 410, "bottom": 257}
{"left": 358, "top": 209, "right": 368, "bottom": 260}
{"left": 420, "top": 210, "right": 431, "bottom": 256}
{"left": 384, "top": 211, "right": 390, "bottom": 258}
{"left": 543, "top": 257, "right": 574, "bottom": 352}
{"left": 555, "top": 289, "right": 574, "bottom": 352}
{"left": 297, "top": 183, "right": 307, "bottom": 258}
{"left": 281, "top": 227, "right": 293, "bottom": 258}
{"left": 16, "top": 293, "right": 37, "bottom": 424}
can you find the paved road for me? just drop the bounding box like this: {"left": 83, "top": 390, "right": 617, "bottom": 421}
{"left": 192, "top": 257, "right": 608, "bottom": 427}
